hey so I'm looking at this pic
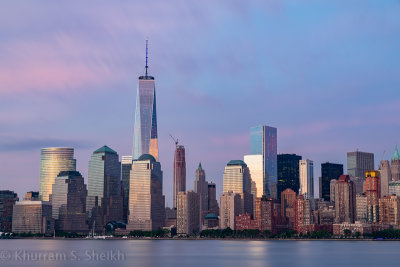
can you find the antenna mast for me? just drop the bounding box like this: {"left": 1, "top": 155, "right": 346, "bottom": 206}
{"left": 145, "top": 40, "right": 149, "bottom": 77}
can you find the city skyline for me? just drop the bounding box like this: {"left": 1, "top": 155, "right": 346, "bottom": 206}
{"left": 1, "top": 1, "right": 400, "bottom": 207}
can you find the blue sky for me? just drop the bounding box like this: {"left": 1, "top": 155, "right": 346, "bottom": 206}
{"left": 1, "top": 0, "right": 400, "bottom": 204}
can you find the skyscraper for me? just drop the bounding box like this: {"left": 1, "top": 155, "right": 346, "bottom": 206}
{"left": 366, "top": 170, "right": 380, "bottom": 223}
{"left": 379, "top": 195, "right": 400, "bottom": 225}
{"left": 208, "top": 182, "right": 219, "bottom": 215}
{"left": 299, "top": 159, "right": 314, "bottom": 199}
{"left": 51, "top": 171, "right": 88, "bottom": 233}
{"left": 194, "top": 163, "right": 208, "bottom": 214}
{"left": 121, "top": 156, "right": 132, "bottom": 222}
{"left": 379, "top": 160, "right": 391, "bottom": 197}
{"left": 0, "top": 190, "right": 18, "bottom": 232}
{"left": 320, "top": 162, "right": 343, "bottom": 201}
{"left": 128, "top": 154, "right": 165, "bottom": 231}
{"left": 173, "top": 145, "right": 186, "bottom": 208}
{"left": 248, "top": 125, "right": 277, "bottom": 198}
{"left": 39, "top": 147, "right": 76, "bottom": 201}
{"left": 294, "top": 195, "right": 312, "bottom": 234}
{"left": 223, "top": 160, "right": 253, "bottom": 214}
{"left": 281, "top": 188, "right": 296, "bottom": 225}
{"left": 87, "top": 146, "right": 122, "bottom": 230}
{"left": 333, "top": 175, "right": 355, "bottom": 224}
{"left": 277, "top": 154, "right": 302, "bottom": 199}
{"left": 347, "top": 151, "right": 374, "bottom": 178}
{"left": 132, "top": 41, "right": 158, "bottom": 161}
{"left": 219, "top": 191, "right": 242, "bottom": 230}
{"left": 391, "top": 145, "right": 400, "bottom": 181}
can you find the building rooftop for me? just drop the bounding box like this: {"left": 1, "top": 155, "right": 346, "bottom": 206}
{"left": 227, "top": 160, "right": 247, "bottom": 167}
{"left": 204, "top": 213, "right": 218, "bottom": 220}
{"left": 393, "top": 145, "right": 400, "bottom": 161}
{"left": 94, "top": 145, "right": 117, "bottom": 154}
{"left": 137, "top": 154, "right": 156, "bottom": 162}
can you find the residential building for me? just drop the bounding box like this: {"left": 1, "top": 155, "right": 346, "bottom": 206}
{"left": 219, "top": 191, "right": 241, "bottom": 230}
{"left": 128, "top": 154, "right": 165, "bottom": 231}
{"left": 255, "top": 196, "right": 275, "bottom": 234}
{"left": 356, "top": 193, "right": 367, "bottom": 222}
{"left": 39, "top": 147, "right": 76, "bottom": 201}
{"left": 177, "top": 191, "right": 200, "bottom": 235}
{"left": 24, "top": 191, "right": 39, "bottom": 201}
{"left": 333, "top": 175, "right": 356, "bottom": 223}
{"left": 379, "top": 195, "right": 400, "bottom": 225}
{"left": 294, "top": 195, "right": 312, "bottom": 234}
{"left": 379, "top": 160, "right": 391, "bottom": 198}
{"left": 389, "top": 181, "right": 400, "bottom": 196}
{"left": 366, "top": 170, "right": 381, "bottom": 223}
{"left": 173, "top": 145, "right": 186, "bottom": 209}
{"left": 281, "top": 188, "right": 296, "bottom": 225}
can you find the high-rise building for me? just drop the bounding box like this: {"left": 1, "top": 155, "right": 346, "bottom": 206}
{"left": 176, "top": 191, "right": 200, "bottom": 235}
{"left": 128, "top": 154, "right": 165, "bottom": 231}
{"left": 12, "top": 200, "right": 54, "bottom": 234}
{"left": 347, "top": 151, "right": 374, "bottom": 178}
{"left": 173, "top": 145, "right": 186, "bottom": 209}
{"left": 321, "top": 162, "right": 343, "bottom": 201}
{"left": 0, "top": 190, "right": 18, "bottom": 232}
{"left": 366, "top": 170, "right": 380, "bottom": 223}
{"left": 194, "top": 163, "right": 208, "bottom": 214}
{"left": 277, "top": 154, "right": 302, "bottom": 200}
{"left": 121, "top": 156, "right": 132, "bottom": 223}
{"left": 281, "top": 188, "right": 296, "bottom": 226}
{"left": 255, "top": 196, "right": 275, "bottom": 234}
{"left": 223, "top": 160, "right": 253, "bottom": 214}
{"left": 330, "top": 179, "right": 337, "bottom": 202}
{"left": 379, "top": 195, "right": 400, "bottom": 225}
{"left": 207, "top": 182, "right": 219, "bottom": 215}
{"left": 294, "top": 195, "right": 312, "bottom": 234}
{"left": 299, "top": 159, "right": 314, "bottom": 199}
{"left": 39, "top": 147, "right": 76, "bottom": 201}
{"left": 219, "top": 191, "right": 242, "bottom": 230}
{"left": 391, "top": 145, "right": 400, "bottom": 181}
{"left": 244, "top": 154, "right": 263, "bottom": 198}
{"left": 87, "top": 146, "right": 122, "bottom": 232}
{"left": 356, "top": 193, "right": 367, "bottom": 222}
{"left": 51, "top": 171, "right": 88, "bottom": 233}
{"left": 379, "top": 160, "right": 391, "bottom": 197}
{"left": 249, "top": 125, "right": 277, "bottom": 198}
{"left": 333, "top": 175, "right": 356, "bottom": 224}
{"left": 132, "top": 41, "right": 158, "bottom": 161}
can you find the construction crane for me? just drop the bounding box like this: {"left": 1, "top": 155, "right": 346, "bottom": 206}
{"left": 381, "top": 150, "right": 386, "bottom": 162}
{"left": 169, "top": 134, "right": 179, "bottom": 147}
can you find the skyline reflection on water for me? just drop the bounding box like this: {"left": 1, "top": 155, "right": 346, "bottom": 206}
{"left": 0, "top": 239, "right": 398, "bottom": 267}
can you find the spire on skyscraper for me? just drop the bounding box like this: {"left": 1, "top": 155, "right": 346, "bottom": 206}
{"left": 145, "top": 39, "right": 149, "bottom": 77}
{"left": 198, "top": 162, "right": 202, "bottom": 170}
{"left": 393, "top": 145, "right": 400, "bottom": 161}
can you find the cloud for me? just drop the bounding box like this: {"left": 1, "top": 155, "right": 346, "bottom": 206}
{"left": 0, "top": 137, "right": 93, "bottom": 152}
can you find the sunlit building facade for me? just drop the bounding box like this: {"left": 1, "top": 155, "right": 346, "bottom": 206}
{"left": 39, "top": 147, "right": 76, "bottom": 201}
{"left": 249, "top": 125, "right": 277, "bottom": 199}
{"left": 366, "top": 170, "right": 381, "bottom": 223}
{"left": 12, "top": 200, "right": 54, "bottom": 234}
{"left": 128, "top": 154, "right": 165, "bottom": 231}
{"left": 132, "top": 42, "right": 158, "bottom": 161}
{"left": 379, "top": 160, "right": 391, "bottom": 197}
{"left": 333, "top": 175, "right": 356, "bottom": 224}
{"left": 299, "top": 159, "right": 314, "bottom": 199}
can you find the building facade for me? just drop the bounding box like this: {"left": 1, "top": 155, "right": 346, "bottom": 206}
{"left": 173, "top": 145, "right": 186, "bottom": 209}
{"left": 176, "top": 191, "right": 200, "bottom": 235}
{"left": 249, "top": 125, "right": 278, "bottom": 198}
{"left": 51, "top": 171, "right": 88, "bottom": 233}
{"left": 379, "top": 160, "right": 391, "bottom": 198}
{"left": 128, "top": 154, "right": 165, "bottom": 231}
{"left": 207, "top": 182, "right": 219, "bottom": 215}
{"left": 281, "top": 188, "right": 296, "bottom": 226}
{"left": 347, "top": 151, "right": 374, "bottom": 178}
{"left": 39, "top": 147, "right": 76, "bottom": 201}
{"left": 391, "top": 146, "right": 400, "bottom": 181}
{"left": 333, "top": 175, "right": 356, "bottom": 224}
{"left": 321, "top": 162, "right": 343, "bottom": 201}
{"left": 12, "top": 201, "right": 54, "bottom": 234}
{"left": 389, "top": 181, "right": 400, "bottom": 196}
{"left": 255, "top": 196, "right": 275, "bottom": 234}
{"left": 194, "top": 163, "right": 208, "bottom": 214}
{"left": 223, "top": 160, "right": 253, "bottom": 215}
{"left": 277, "top": 154, "right": 302, "bottom": 200}
{"left": 0, "top": 190, "right": 18, "bottom": 232}
{"left": 121, "top": 156, "right": 132, "bottom": 223}
{"left": 299, "top": 159, "right": 314, "bottom": 199}
{"left": 294, "top": 195, "right": 312, "bottom": 234}
{"left": 219, "top": 191, "right": 242, "bottom": 230}
{"left": 366, "top": 170, "right": 381, "bottom": 223}
{"left": 132, "top": 41, "right": 158, "bottom": 161}
{"left": 356, "top": 193, "right": 367, "bottom": 222}
{"left": 379, "top": 195, "right": 400, "bottom": 225}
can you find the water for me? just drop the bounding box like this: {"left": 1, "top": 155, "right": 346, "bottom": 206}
{"left": 0, "top": 239, "right": 398, "bottom": 267}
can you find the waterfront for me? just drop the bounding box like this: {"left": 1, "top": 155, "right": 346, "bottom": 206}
{"left": 0, "top": 240, "right": 398, "bottom": 267}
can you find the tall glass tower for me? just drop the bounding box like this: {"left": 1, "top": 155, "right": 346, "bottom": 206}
{"left": 249, "top": 125, "right": 277, "bottom": 199}
{"left": 132, "top": 40, "right": 158, "bottom": 161}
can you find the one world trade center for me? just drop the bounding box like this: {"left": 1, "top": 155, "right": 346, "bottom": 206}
{"left": 132, "top": 41, "right": 159, "bottom": 161}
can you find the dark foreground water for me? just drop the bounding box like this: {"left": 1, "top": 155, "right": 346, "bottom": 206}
{"left": 0, "top": 239, "right": 398, "bottom": 267}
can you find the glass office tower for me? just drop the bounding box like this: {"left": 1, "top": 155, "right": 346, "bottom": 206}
{"left": 249, "top": 125, "right": 277, "bottom": 198}
{"left": 132, "top": 41, "right": 159, "bottom": 161}
{"left": 347, "top": 151, "right": 374, "bottom": 178}
{"left": 39, "top": 147, "right": 76, "bottom": 201}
